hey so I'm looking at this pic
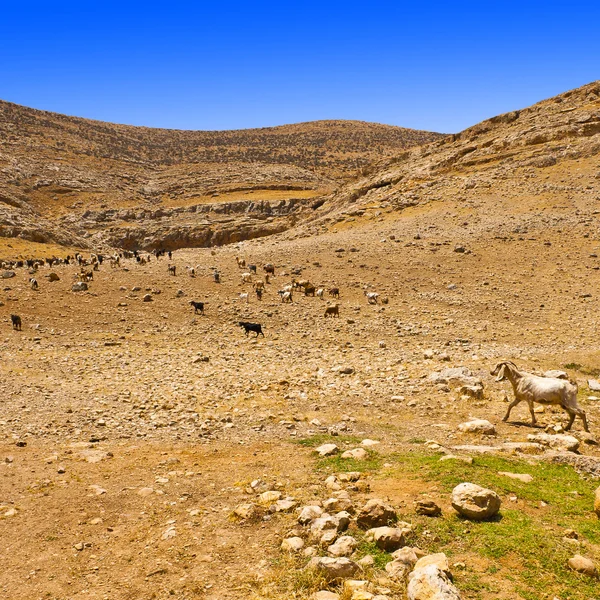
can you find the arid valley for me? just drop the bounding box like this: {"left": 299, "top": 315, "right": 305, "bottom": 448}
{"left": 1, "top": 82, "right": 600, "bottom": 600}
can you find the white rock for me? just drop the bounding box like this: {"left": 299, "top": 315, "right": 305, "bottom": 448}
{"left": 328, "top": 535, "right": 358, "bottom": 557}
{"left": 316, "top": 444, "right": 339, "bottom": 457}
{"left": 342, "top": 448, "right": 368, "bottom": 460}
{"left": 451, "top": 482, "right": 501, "bottom": 521}
{"left": 407, "top": 565, "right": 461, "bottom": 600}
{"left": 458, "top": 419, "right": 496, "bottom": 435}
{"left": 281, "top": 537, "right": 304, "bottom": 552}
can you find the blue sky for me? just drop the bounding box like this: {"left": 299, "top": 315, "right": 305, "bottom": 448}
{"left": 0, "top": 1, "right": 598, "bottom": 133}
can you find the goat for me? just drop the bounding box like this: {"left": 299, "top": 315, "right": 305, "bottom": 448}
{"left": 253, "top": 280, "right": 265, "bottom": 291}
{"left": 316, "top": 288, "right": 324, "bottom": 300}
{"left": 168, "top": 265, "right": 176, "bottom": 276}
{"left": 248, "top": 264, "right": 257, "bottom": 274}
{"left": 239, "top": 321, "right": 264, "bottom": 337}
{"left": 213, "top": 271, "right": 220, "bottom": 283}
{"left": 189, "top": 301, "right": 205, "bottom": 315}
{"left": 324, "top": 304, "right": 340, "bottom": 318}
{"left": 264, "top": 263, "right": 275, "bottom": 275}
{"left": 29, "top": 278, "right": 39, "bottom": 290}
{"left": 239, "top": 292, "right": 249, "bottom": 304}
{"left": 304, "top": 284, "right": 316, "bottom": 297}
{"left": 328, "top": 287, "right": 340, "bottom": 298}
{"left": 278, "top": 290, "right": 293, "bottom": 303}
{"left": 241, "top": 272, "right": 253, "bottom": 284}
{"left": 256, "top": 288, "right": 263, "bottom": 301}
{"left": 236, "top": 256, "right": 246, "bottom": 268}
{"left": 365, "top": 291, "right": 379, "bottom": 304}
{"left": 491, "top": 361, "right": 589, "bottom": 432}
{"left": 10, "top": 314, "right": 22, "bottom": 331}
{"left": 186, "top": 266, "right": 196, "bottom": 277}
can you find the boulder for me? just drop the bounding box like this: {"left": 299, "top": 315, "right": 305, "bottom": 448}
{"left": 415, "top": 499, "right": 442, "bottom": 516}
{"left": 341, "top": 448, "right": 368, "bottom": 460}
{"left": 316, "top": 444, "right": 339, "bottom": 457}
{"left": 414, "top": 553, "right": 451, "bottom": 577}
{"left": 1, "top": 270, "right": 16, "bottom": 279}
{"left": 281, "top": 537, "right": 304, "bottom": 552}
{"left": 451, "top": 483, "right": 501, "bottom": 521}
{"left": 458, "top": 420, "right": 496, "bottom": 435}
{"left": 298, "top": 505, "right": 323, "bottom": 525}
{"left": 391, "top": 546, "right": 422, "bottom": 566}
{"left": 306, "top": 556, "right": 361, "bottom": 581}
{"left": 385, "top": 559, "right": 411, "bottom": 580}
{"left": 356, "top": 499, "right": 397, "bottom": 529}
{"left": 72, "top": 281, "right": 88, "bottom": 292}
{"left": 588, "top": 379, "right": 600, "bottom": 392}
{"left": 367, "top": 526, "right": 407, "bottom": 551}
{"left": 328, "top": 535, "right": 358, "bottom": 557}
{"left": 527, "top": 433, "right": 580, "bottom": 452}
{"left": 407, "top": 565, "right": 462, "bottom": 600}
{"left": 567, "top": 554, "right": 597, "bottom": 577}
{"left": 312, "top": 592, "right": 340, "bottom": 600}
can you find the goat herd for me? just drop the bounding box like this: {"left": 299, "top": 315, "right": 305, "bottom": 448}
{"left": 2, "top": 249, "right": 591, "bottom": 432}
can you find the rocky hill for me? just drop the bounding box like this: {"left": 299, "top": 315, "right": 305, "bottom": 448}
{"left": 306, "top": 81, "right": 600, "bottom": 233}
{"left": 0, "top": 100, "right": 443, "bottom": 250}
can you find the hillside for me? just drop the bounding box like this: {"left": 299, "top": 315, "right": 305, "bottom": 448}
{"left": 306, "top": 81, "right": 600, "bottom": 232}
{"left": 0, "top": 100, "right": 443, "bottom": 249}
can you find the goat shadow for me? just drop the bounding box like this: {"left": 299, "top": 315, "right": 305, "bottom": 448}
{"left": 505, "top": 420, "right": 545, "bottom": 429}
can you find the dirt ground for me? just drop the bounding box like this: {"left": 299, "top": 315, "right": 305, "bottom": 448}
{"left": 2, "top": 197, "right": 600, "bottom": 599}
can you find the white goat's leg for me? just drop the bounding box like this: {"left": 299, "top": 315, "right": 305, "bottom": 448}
{"left": 503, "top": 396, "right": 522, "bottom": 422}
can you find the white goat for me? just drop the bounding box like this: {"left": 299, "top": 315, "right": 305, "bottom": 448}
{"left": 279, "top": 290, "right": 293, "bottom": 303}
{"left": 241, "top": 272, "right": 253, "bottom": 284}
{"left": 316, "top": 288, "right": 324, "bottom": 300}
{"left": 491, "top": 361, "right": 589, "bottom": 432}
{"left": 239, "top": 292, "right": 249, "bottom": 303}
{"left": 364, "top": 291, "right": 379, "bottom": 304}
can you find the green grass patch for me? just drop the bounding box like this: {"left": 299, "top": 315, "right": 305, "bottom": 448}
{"left": 316, "top": 449, "right": 383, "bottom": 474}
{"left": 295, "top": 433, "right": 362, "bottom": 448}
{"left": 564, "top": 362, "right": 600, "bottom": 378}
{"left": 385, "top": 451, "right": 600, "bottom": 599}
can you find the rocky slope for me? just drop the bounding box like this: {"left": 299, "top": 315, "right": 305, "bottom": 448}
{"left": 0, "top": 100, "right": 443, "bottom": 250}
{"left": 306, "top": 81, "right": 600, "bottom": 233}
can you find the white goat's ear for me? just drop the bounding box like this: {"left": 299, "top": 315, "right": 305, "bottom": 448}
{"left": 495, "top": 364, "right": 506, "bottom": 382}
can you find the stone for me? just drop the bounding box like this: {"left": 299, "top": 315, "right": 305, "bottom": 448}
{"left": 429, "top": 367, "right": 482, "bottom": 389}
{"left": 258, "top": 490, "right": 282, "bottom": 505}
{"left": 368, "top": 526, "right": 407, "bottom": 551}
{"left": 451, "top": 482, "right": 501, "bottom": 521}
{"left": 567, "top": 555, "right": 597, "bottom": 577}
{"left": 595, "top": 487, "right": 600, "bottom": 519}
{"left": 356, "top": 499, "right": 397, "bottom": 529}
{"left": 414, "top": 553, "right": 451, "bottom": 577}
{"left": 312, "top": 592, "right": 340, "bottom": 600}
{"left": 138, "top": 487, "right": 154, "bottom": 497}
{"left": 527, "top": 433, "right": 579, "bottom": 452}
{"left": 48, "top": 272, "right": 60, "bottom": 282}
{"left": 415, "top": 499, "right": 442, "bottom": 516}
{"left": 311, "top": 515, "right": 341, "bottom": 539}
{"left": 342, "top": 448, "right": 368, "bottom": 460}
{"left": 232, "top": 503, "right": 258, "bottom": 520}
{"left": 142, "top": 293, "right": 153, "bottom": 302}
{"left": 298, "top": 505, "right": 323, "bottom": 525}
{"left": 1, "top": 270, "right": 16, "bottom": 279}
{"left": 72, "top": 281, "right": 88, "bottom": 292}
{"left": 385, "top": 559, "right": 411, "bottom": 580}
{"left": 323, "top": 496, "right": 354, "bottom": 513}
{"left": 361, "top": 439, "right": 380, "bottom": 447}
{"left": 271, "top": 498, "right": 297, "bottom": 513}
{"left": 328, "top": 535, "right": 358, "bottom": 557}
{"left": 544, "top": 370, "right": 568, "bottom": 379}
{"left": 407, "top": 565, "right": 461, "bottom": 600}
{"left": 316, "top": 444, "right": 339, "bottom": 457}
{"left": 457, "top": 385, "right": 484, "bottom": 399}
{"left": 439, "top": 455, "right": 473, "bottom": 464}
{"left": 498, "top": 472, "right": 533, "bottom": 483}
{"left": 458, "top": 419, "right": 495, "bottom": 435}
{"left": 338, "top": 472, "right": 361, "bottom": 482}
{"left": 391, "top": 546, "right": 421, "bottom": 566}
{"left": 588, "top": 379, "right": 600, "bottom": 392}
{"left": 306, "top": 557, "right": 361, "bottom": 581}
{"left": 281, "top": 537, "right": 304, "bottom": 552}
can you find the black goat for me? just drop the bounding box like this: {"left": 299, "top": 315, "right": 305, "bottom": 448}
{"left": 10, "top": 314, "right": 22, "bottom": 331}
{"left": 189, "top": 301, "right": 205, "bottom": 315}
{"left": 239, "top": 321, "right": 264, "bottom": 337}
